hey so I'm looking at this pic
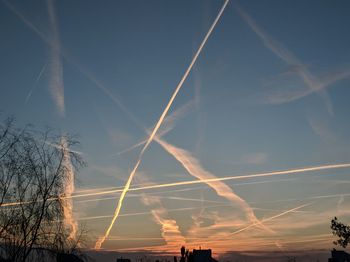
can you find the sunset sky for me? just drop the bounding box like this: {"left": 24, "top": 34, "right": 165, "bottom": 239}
{"left": 1, "top": 0, "right": 350, "bottom": 256}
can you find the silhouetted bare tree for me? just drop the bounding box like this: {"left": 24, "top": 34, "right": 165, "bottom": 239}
{"left": 331, "top": 217, "right": 350, "bottom": 248}
{"left": 0, "top": 118, "right": 86, "bottom": 262}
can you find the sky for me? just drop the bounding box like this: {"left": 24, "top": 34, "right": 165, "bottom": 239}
{"left": 1, "top": 0, "right": 350, "bottom": 258}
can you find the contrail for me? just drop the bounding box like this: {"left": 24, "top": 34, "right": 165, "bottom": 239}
{"left": 75, "top": 175, "right": 294, "bottom": 201}
{"left": 229, "top": 203, "right": 312, "bottom": 236}
{"left": 61, "top": 137, "right": 77, "bottom": 240}
{"left": 1, "top": 163, "right": 350, "bottom": 208}
{"left": 78, "top": 202, "right": 300, "bottom": 222}
{"left": 47, "top": 0, "right": 65, "bottom": 116}
{"left": 176, "top": 203, "right": 312, "bottom": 250}
{"left": 337, "top": 195, "right": 344, "bottom": 212}
{"left": 76, "top": 194, "right": 224, "bottom": 205}
{"left": 106, "top": 204, "right": 312, "bottom": 253}
{"left": 64, "top": 178, "right": 296, "bottom": 206}
{"left": 3, "top": 1, "right": 50, "bottom": 43}
{"left": 141, "top": 194, "right": 186, "bottom": 249}
{"left": 4, "top": 0, "right": 64, "bottom": 115}
{"left": 118, "top": 100, "right": 194, "bottom": 155}
{"left": 78, "top": 204, "right": 231, "bottom": 221}
{"left": 3, "top": 0, "right": 191, "bottom": 140}
{"left": 236, "top": 5, "right": 350, "bottom": 115}
{"left": 75, "top": 179, "right": 293, "bottom": 203}
{"left": 155, "top": 137, "right": 270, "bottom": 232}
{"left": 3, "top": 0, "right": 130, "bottom": 120}
{"left": 25, "top": 63, "right": 47, "bottom": 104}
{"left": 94, "top": 0, "right": 230, "bottom": 250}
{"left": 76, "top": 163, "right": 350, "bottom": 200}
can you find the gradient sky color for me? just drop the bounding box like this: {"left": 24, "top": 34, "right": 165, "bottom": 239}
{"left": 1, "top": 0, "right": 350, "bottom": 255}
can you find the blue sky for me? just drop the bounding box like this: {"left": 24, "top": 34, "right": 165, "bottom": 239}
{"left": 1, "top": 0, "right": 350, "bottom": 254}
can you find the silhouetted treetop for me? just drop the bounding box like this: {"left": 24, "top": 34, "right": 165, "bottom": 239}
{"left": 331, "top": 217, "right": 350, "bottom": 248}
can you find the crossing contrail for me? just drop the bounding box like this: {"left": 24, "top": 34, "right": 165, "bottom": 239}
{"left": 5, "top": 0, "right": 65, "bottom": 115}
{"left": 229, "top": 203, "right": 312, "bottom": 236}
{"left": 155, "top": 137, "right": 270, "bottom": 232}
{"left": 80, "top": 163, "right": 350, "bottom": 200}
{"left": 118, "top": 100, "right": 194, "bottom": 155}
{"left": 1, "top": 163, "right": 350, "bottom": 208}
{"left": 74, "top": 178, "right": 296, "bottom": 205}
{"left": 94, "top": 0, "right": 230, "bottom": 249}
{"left": 236, "top": 5, "right": 350, "bottom": 115}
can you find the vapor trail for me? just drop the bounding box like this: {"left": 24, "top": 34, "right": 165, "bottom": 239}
{"left": 155, "top": 137, "right": 269, "bottom": 231}
{"left": 25, "top": 63, "right": 47, "bottom": 104}
{"left": 78, "top": 204, "right": 231, "bottom": 221}
{"left": 236, "top": 5, "right": 344, "bottom": 115}
{"left": 141, "top": 194, "right": 186, "bottom": 249}
{"left": 3, "top": 1, "right": 50, "bottom": 43}
{"left": 94, "top": 0, "right": 230, "bottom": 250}
{"left": 229, "top": 203, "right": 311, "bottom": 236}
{"left": 61, "top": 138, "right": 77, "bottom": 240}
{"left": 1, "top": 163, "right": 349, "bottom": 208}
{"left": 80, "top": 201, "right": 307, "bottom": 223}
{"left": 4, "top": 0, "right": 130, "bottom": 120}
{"left": 73, "top": 178, "right": 294, "bottom": 206}
{"left": 76, "top": 195, "right": 224, "bottom": 205}
{"left": 76, "top": 175, "right": 294, "bottom": 200}
{"left": 47, "top": 0, "right": 65, "bottom": 116}
{"left": 118, "top": 100, "right": 194, "bottom": 155}
{"left": 73, "top": 163, "right": 350, "bottom": 200}
{"left": 4, "top": 0, "right": 65, "bottom": 115}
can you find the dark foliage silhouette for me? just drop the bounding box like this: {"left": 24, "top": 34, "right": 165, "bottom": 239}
{"left": 331, "top": 217, "right": 350, "bottom": 248}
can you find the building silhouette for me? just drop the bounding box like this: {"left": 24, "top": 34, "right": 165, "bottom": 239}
{"left": 328, "top": 249, "right": 350, "bottom": 262}
{"left": 117, "top": 257, "right": 131, "bottom": 262}
{"left": 179, "top": 246, "right": 217, "bottom": 262}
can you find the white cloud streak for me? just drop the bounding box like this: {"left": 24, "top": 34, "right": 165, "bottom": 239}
{"left": 61, "top": 137, "right": 78, "bottom": 240}
{"left": 118, "top": 100, "right": 194, "bottom": 155}
{"left": 1, "top": 163, "right": 350, "bottom": 208}
{"left": 141, "top": 194, "right": 186, "bottom": 250}
{"left": 237, "top": 6, "right": 350, "bottom": 115}
{"left": 25, "top": 63, "right": 47, "bottom": 104}
{"left": 47, "top": 0, "right": 65, "bottom": 116}
{"left": 155, "top": 137, "right": 270, "bottom": 232}
{"left": 94, "top": 0, "right": 230, "bottom": 250}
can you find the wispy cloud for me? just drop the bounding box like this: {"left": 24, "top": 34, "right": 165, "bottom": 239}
{"left": 307, "top": 114, "right": 336, "bottom": 142}
{"left": 110, "top": 203, "right": 317, "bottom": 253}
{"left": 4, "top": 0, "right": 129, "bottom": 118}
{"left": 141, "top": 194, "right": 186, "bottom": 251}
{"left": 239, "top": 152, "right": 268, "bottom": 165}
{"left": 237, "top": 5, "right": 350, "bottom": 115}
{"left": 155, "top": 137, "right": 270, "bottom": 232}
{"left": 3, "top": 0, "right": 64, "bottom": 115}
{"left": 47, "top": 0, "right": 65, "bottom": 116}
{"left": 61, "top": 137, "right": 77, "bottom": 240}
